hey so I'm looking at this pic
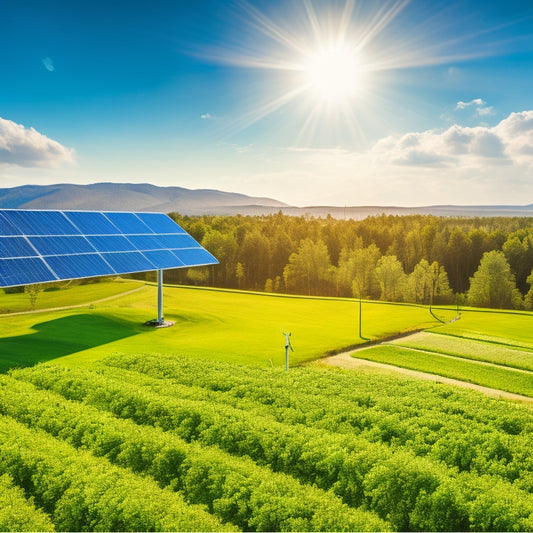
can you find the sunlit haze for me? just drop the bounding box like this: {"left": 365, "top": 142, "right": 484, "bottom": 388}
{"left": 1, "top": 0, "right": 532, "bottom": 207}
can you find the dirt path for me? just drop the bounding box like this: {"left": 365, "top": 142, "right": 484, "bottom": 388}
{"left": 0, "top": 286, "right": 146, "bottom": 318}
{"left": 320, "top": 344, "right": 533, "bottom": 404}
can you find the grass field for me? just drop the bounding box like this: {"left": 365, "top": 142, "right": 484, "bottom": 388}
{"left": 354, "top": 345, "right": 533, "bottom": 397}
{"left": 0, "top": 280, "right": 440, "bottom": 371}
{"left": 390, "top": 331, "right": 533, "bottom": 371}
{"left": 0, "top": 278, "right": 141, "bottom": 314}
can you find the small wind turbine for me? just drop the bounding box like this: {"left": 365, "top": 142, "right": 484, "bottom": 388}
{"left": 283, "top": 331, "right": 293, "bottom": 371}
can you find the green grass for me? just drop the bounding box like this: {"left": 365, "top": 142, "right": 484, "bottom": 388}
{"left": 0, "top": 282, "right": 439, "bottom": 370}
{"left": 353, "top": 345, "right": 533, "bottom": 397}
{"left": 0, "top": 279, "right": 141, "bottom": 314}
{"left": 390, "top": 331, "right": 533, "bottom": 372}
{"left": 434, "top": 307, "right": 533, "bottom": 348}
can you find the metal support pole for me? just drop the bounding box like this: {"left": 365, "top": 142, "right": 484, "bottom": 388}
{"left": 157, "top": 269, "right": 164, "bottom": 324}
{"left": 359, "top": 296, "right": 362, "bottom": 339}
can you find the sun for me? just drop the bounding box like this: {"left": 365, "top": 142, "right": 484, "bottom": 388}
{"left": 302, "top": 43, "right": 365, "bottom": 105}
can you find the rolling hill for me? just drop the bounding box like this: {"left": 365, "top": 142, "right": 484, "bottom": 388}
{"left": 2, "top": 182, "right": 533, "bottom": 218}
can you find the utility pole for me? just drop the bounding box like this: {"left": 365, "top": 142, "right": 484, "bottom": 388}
{"left": 359, "top": 296, "right": 362, "bottom": 339}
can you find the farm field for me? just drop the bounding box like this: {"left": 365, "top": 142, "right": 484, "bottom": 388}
{"left": 348, "top": 319, "right": 533, "bottom": 397}
{"left": 0, "top": 280, "right": 442, "bottom": 370}
{"left": 2, "top": 280, "right": 533, "bottom": 531}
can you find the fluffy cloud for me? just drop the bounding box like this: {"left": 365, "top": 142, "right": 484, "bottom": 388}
{"left": 456, "top": 98, "right": 485, "bottom": 110}
{"left": 372, "top": 111, "right": 533, "bottom": 169}
{"left": 263, "top": 110, "right": 533, "bottom": 206}
{"left": 0, "top": 117, "right": 74, "bottom": 167}
{"left": 455, "top": 98, "right": 495, "bottom": 118}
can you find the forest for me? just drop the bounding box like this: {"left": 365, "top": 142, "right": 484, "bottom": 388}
{"left": 159, "top": 212, "right": 533, "bottom": 310}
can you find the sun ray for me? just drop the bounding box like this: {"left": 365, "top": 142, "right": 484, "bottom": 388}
{"left": 195, "top": 0, "right": 523, "bottom": 147}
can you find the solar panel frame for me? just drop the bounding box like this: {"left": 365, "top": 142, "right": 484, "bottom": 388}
{"left": 0, "top": 209, "right": 218, "bottom": 287}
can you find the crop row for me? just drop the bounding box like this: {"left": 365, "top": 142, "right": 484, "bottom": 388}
{"left": 355, "top": 345, "right": 533, "bottom": 397}
{"left": 103, "top": 352, "right": 533, "bottom": 435}
{"left": 101, "top": 353, "right": 533, "bottom": 486}
{"left": 391, "top": 331, "right": 533, "bottom": 371}
{"left": 12, "top": 363, "right": 533, "bottom": 532}
{"left": 0, "top": 473, "right": 55, "bottom": 532}
{"left": 0, "top": 414, "right": 232, "bottom": 532}
{"left": 0, "top": 374, "right": 385, "bottom": 532}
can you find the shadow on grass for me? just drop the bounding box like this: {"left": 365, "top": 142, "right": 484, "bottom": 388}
{"left": 0, "top": 314, "right": 138, "bottom": 372}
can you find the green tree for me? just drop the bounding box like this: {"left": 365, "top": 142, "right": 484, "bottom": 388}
{"left": 502, "top": 231, "right": 533, "bottom": 294}
{"left": 235, "top": 262, "right": 245, "bottom": 289}
{"left": 445, "top": 229, "right": 472, "bottom": 293}
{"left": 283, "top": 239, "right": 333, "bottom": 295}
{"left": 523, "top": 269, "right": 533, "bottom": 310}
{"left": 467, "top": 251, "right": 522, "bottom": 309}
{"left": 375, "top": 255, "right": 407, "bottom": 302}
{"left": 238, "top": 230, "right": 271, "bottom": 289}
{"left": 408, "top": 259, "right": 452, "bottom": 305}
{"left": 202, "top": 230, "right": 238, "bottom": 287}
{"left": 24, "top": 284, "right": 43, "bottom": 311}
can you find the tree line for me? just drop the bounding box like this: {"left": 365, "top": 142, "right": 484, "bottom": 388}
{"left": 162, "top": 212, "right": 533, "bottom": 310}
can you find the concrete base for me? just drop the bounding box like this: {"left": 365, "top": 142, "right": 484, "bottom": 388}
{"left": 144, "top": 319, "right": 175, "bottom": 328}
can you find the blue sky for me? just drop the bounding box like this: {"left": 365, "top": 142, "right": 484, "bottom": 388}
{"left": 1, "top": 0, "right": 532, "bottom": 206}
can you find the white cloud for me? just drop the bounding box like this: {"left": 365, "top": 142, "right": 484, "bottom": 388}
{"left": 41, "top": 57, "right": 55, "bottom": 72}
{"left": 201, "top": 113, "right": 213, "bottom": 120}
{"left": 371, "top": 113, "right": 529, "bottom": 168}
{"left": 0, "top": 117, "right": 75, "bottom": 167}
{"left": 259, "top": 110, "right": 533, "bottom": 206}
{"left": 456, "top": 98, "right": 485, "bottom": 110}
{"left": 476, "top": 106, "right": 495, "bottom": 117}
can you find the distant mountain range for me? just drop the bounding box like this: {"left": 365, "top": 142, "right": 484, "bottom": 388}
{"left": 2, "top": 182, "right": 533, "bottom": 219}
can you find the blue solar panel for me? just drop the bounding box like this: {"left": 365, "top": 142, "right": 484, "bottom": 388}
{"left": 156, "top": 233, "right": 199, "bottom": 249}
{"left": 0, "top": 237, "right": 39, "bottom": 259}
{"left": 104, "top": 212, "right": 153, "bottom": 234}
{"left": 126, "top": 234, "right": 165, "bottom": 251}
{"left": 46, "top": 253, "right": 116, "bottom": 280}
{"left": 29, "top": 236, "right": 96, "bottom": 256}
{"left": 101, "top": 252, "right": 155, "bottom": 273}
{"left": 172, "top": 248, "right": 217, "bottom": 266}
{"left": 0, "top": 209, "right": 217, "bottom": 287}
{"left": 137, "top": 212, "right": 187, "bottom": 234}
{"left": 86, "top": 235, "right": 137, "bottom": 252}
{"left": 1, "top": 210, "right": 80, "bottom": 236}
{"left": 143, "top": 249, "right": 185, "bottom": 269}
{"left": 65, "top": 211, "right": 122, "bottom": 235}
{"left": 0, "top": 213, "right": 21, "bottom": 236}
{"left": 0, "top": 257, "right": 57, "bottom": 286}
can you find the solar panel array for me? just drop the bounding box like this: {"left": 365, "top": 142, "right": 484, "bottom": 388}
{"left": 0, "top": 209, "right": 218, "bottom": 287}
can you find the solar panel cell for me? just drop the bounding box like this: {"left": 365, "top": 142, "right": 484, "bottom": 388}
{"left": 29, "top": 236, "right": 96, "bottom": 256}
{"left": 126, "top": 234, "right": 165, "bottom": 251}
{"left": 86, "top": 235, "right": 137, "bottom": 252}
{"left": 104, "top": 212, "right": 153, "bottom": 234}
{"left": 172, "top": 248, "right": 217, "bottom": 266}
{"left": 101, "top": 251, "right": 155, "bottom": 273}
{"left": 0, "top": 257, "right": 57, "bottom": 286}
{"left": 65, "top": 211, "right": 121, "bottom": 235}
{"left": 46, "top": 253, "right": 115, "bottom": 280}
{"left": 137, "top": 212, "right": 187, "bottom": 234}
{"left": 1, "top": 210, "right": 79, "bottom": 236}
{"left": 142, "top": 249, "right": 185, "bottom": 269}
{"left": 156, "top": 233, "right": 199, "bottom": 249}
{"left": 0, "top": 237, "right": 39, "bottom": 259}
{"left": 0, "top": 213, "right": 22, "bottom": 236}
